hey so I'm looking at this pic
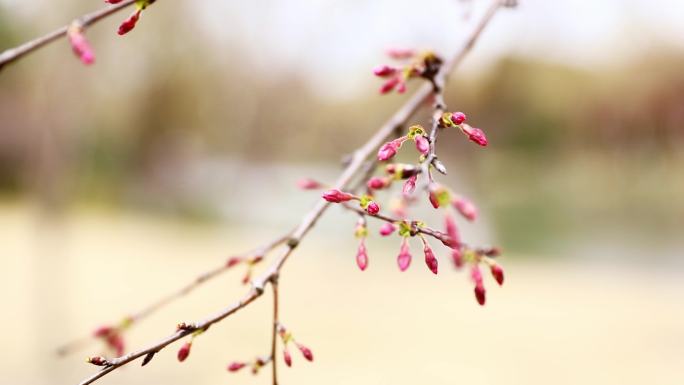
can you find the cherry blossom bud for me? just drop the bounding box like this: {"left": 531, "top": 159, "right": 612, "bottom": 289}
{"left": 177, "top": 342, "right": 192, "bottom": 362}
{"left": 322, "top": 189, "right": 355, "bottom": 203}
{"left": 356, "top": 239, "right": 368, "bottom": 271}
{"left": 386, "top": 48, "right": 415, "bottom": 59}
{"left": 423, "top": 243, "right": 438, "bottom": 274}
{"left": 474, "top": 283, "right": 486, "bottom": 306}
{"left": 402, "top": 175, "right": 417, "bottom": 196}
{"left": 87, "top": 356, "right": 108, "bottom": 366}
{"left": 452, "top": 248, "right": 464, "bottom": 269}
{"left": 379, "top": 76, "right": 400, "bottom": 94}
{"left": 283, "top": 348, "right": 292, "bottom": 367}
{"left": 93, "top": 325, "right": 113, "bottom": 337}
{"left": 296, "top": 343, "right": 314, "bottom": 362}
{"left": 490, "top": 263, "right": 504, "bottom": 286}
{"left": 118, "top": 10, "right": 140, "bottom": 35}
{"left": 379, "top": 223, "right": 396, "bottom": 236}
{"left": 227, "top": 362, "right": 246, "bottom": 372}
{"left": 297, "top": 178, "right": 323, "bottom": 190}
{"left": 415, "top": 135, "right": 429, "bottom": 155}
{"left": 429, "top": 191, "right": 440, "bottom": 209}
{"left": 484, "top": 247, "right": 501, "bottom": 257}
{"left": 377, "top": 138, "right": 404, "bottom": 161}
{"left": 366, "top": 201, "right": 380, "bottom": 215}
{"left": 105, "top": 0, "right": 125, "bottom": 3}
{"left": 107, "top": 333, "right": 125, "bottom": 356}
{"left": 226, "top": 257, "right": 242, "bottom": 268}
{"left": 453, "top": 197, "right": 478, "bottom": 221}
{"left": 373, "top": 65, "right": 397, "bottom": 77}
{"left": 445, "top": 215, "right": 460, "bottom": 246}
{"left": 367, "top": 177, "right": 389, "bottom": 190}
{"left": 461, "top": 124, "right": 488, "bottom": 146}
{"left": 397, "top": 239, "right": 412, "bottom": 272}
{"left": 67, "top": 25, "right": 95, "bottom": 65}
{"left": 428, "top": 184, "right": 450, "bottom": 209}
{"left": 451, "top": 112, "right": 467, "bottom": 125}
{"left": 471, "top": 264, "right": 483, "bottom": 285}
{"left": 397, "top": 81, "right": 407, "bottom": 94}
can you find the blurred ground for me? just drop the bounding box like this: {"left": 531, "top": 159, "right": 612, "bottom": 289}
{"left": 1, "top": 202, "right": 682, "bottom": 385}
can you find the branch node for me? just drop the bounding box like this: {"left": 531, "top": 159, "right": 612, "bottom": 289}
{"left": 286, "top": 237, "right": 299, "bottom": 249}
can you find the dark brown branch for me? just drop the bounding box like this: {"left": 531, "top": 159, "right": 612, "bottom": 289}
{"left": 0, "top": 0, "right": 140, "bottom": 71}
{"left": 77, "top": 2, "right": 505, "bottom": 384}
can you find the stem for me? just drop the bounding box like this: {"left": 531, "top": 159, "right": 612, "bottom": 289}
{"left": 270, "top": 278, "right": 279, "bottom": 385}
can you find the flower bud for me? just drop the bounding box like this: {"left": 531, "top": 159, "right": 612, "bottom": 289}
{"left": 297, "top": 178, "right": 323, "bottom": 190}
{"left": 453, "top": 197, "right": 478, "bottom": 221}
{"left": 227, "top": 362, "right": 246, "bottom": 372}
{"left": 402, "top": 175, "right": 417, "bottom": 196}
{"left": 386, "top": 163, "right": 419, "bottom": 179}
{"left": 423, "top": 244, "right": 438, "bottom": 274}
{"left": 93, "top": 325, "right": 113, "bottom": 337}
{"left": 296, "top": 343, "right": 314, "bottom": 362}
{"left": 428, "top": 184, "right": 450, "bottom": 209}
{"left": 429, "top": 191, "right": 439, "bottom": 209}
{"left": 67, "top": 25, "right": 95, "bottom": 65}
{"left": 474, "top": 283, "right": 486, "bottom": 306}
{"left": 87, "top": 356, "right": 109, "bottom": 366}
{"left": 107, "top": 333, "right": 125, "bottom": 356}
{"left": 283, "top": 348, "right": 292, "bottom": 367}
{"left": 366, "top": 201, "right": 380, "bottom": 215}
{"left": 386, "top": 48, "right": 415, "bottom": 59}
{"left": 444, "top": 215, "right": 460, "bottom": 246}
{"left": 226, "top": 257, "right": 242, "bottom": 268}
{"left": 367, "top": 177, "right": 389, "bottom": 190}
{"left": 377, "top": 138, "right": 404, "bottom": 161}
{"left": 105, "top": 0, "right": 125, "bottom": 3}
{"left": 471, "top": 264, "right": 483, "bottom": 285}
{"left": 397, "top": 239, "right": 412, "bottom": 272}
{"left": 322, "top": 189, "right": 355, "bottom": 203}
{"left": 356, "top": 239, "right": 368, "bottom": 271}
{"left": 118, "top": 10, "right": 140, "bottom": 35}
{"left": 414, "top": 135, "right": 430, "bottom": 155}
{"left": 490, "top": 263, "right": 504, "bottom": 286}
{"left": 379, "top": 223, "right": 396, "bottom": 236}
{"left": 397, "top": 81, "right": 407, "bottom": 94}
{"left": 452, "top": 248, "right": 464, "bottom": 269}
{"left": 379, "top": 76, "right": 400, "bottom": 94}
{"left": 373, "top": 65, "right": 397, "bottom": 77}
{"left": 461, "top": 124, "right": 488, "bottom": 146}
{"left": 177, "top": 342, "right": 192, "bottom": 362}
{"left": 451, "top": 112, "right": 467, "bottom": 125}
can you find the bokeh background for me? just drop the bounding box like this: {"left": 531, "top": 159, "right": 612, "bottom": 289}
{"left": 1, "top": 0, "right": 683, "bottom": 384}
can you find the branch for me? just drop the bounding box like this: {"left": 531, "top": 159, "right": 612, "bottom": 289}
{"left": 270, "top": 279, "right": 280, "bottom": 385}
{"left": 76, "top": 2, "right": 506, "bottom": 384}
{"left": 0, "top": 0, "right": 140, "bottom": 71}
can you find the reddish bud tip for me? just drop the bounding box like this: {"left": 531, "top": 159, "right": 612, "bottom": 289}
{"left": 379, "top": 222, "right": 396, "bottom": 236}
{"left": 386, "top": 48, "right": 415, "bottom": 59}
{"left": 471, "top": 265, "right": 483, "bottom": 285}
{"left": 87, "top": 356, "right": 108, "bottom": 366}
{"left": 322, "top": 189, "right": 355, "bottom": 203}
{"left": 462, "top": 124, "right": 488, "bottom": 146}
{"left": 226, "top": 257, "right": 242, "bottom": 268}
{"left": 453, "top": 197, "right": 478, "bottom": 221}
{"left": 424, "top": 244, "right": 438, "bottom": 275}
{"left": 444, "top": 215, "right": 460, "bottom": 246}
{"left": 117, "top": 10, "right": 140, "bottom": 35}
{"left": 367, "top": 177, "right": 388, "bottom": 190}
{"left": 227, "top": 362, "right": 246, "bottom": 372}
{"left": 397, "top": 239, "right": 412, "bottom": 272}
{"left": 490, "top": 264, "right": 504, "bottom": 286}
{"left": 415, "top": 135, "right": 430, "bottom": 155}
{"left": 429, "top": 191, "right": 440, "bottom": 209}
{"left": 67, "top": 27, "right": 95, "bottom": 65}
{"left": 177, "top": 342, "right": 192, "bottom": 362}
{"left": 297, "top": 343, "right": 314, "bottom": 362}
{"left": 474, "top": 283, "right": 486, "bottom": 306}
{"left": 377, "top": 139, "right": 403, "bottom": 161}
{"left": 105, "top": 0, "right": 125, "bottom": 3}
{"left": 356, "top": 240, "right": 368, "bottom": 271}
{"left": 373, "top": 65, "right": 397, "bottom": 77}
{"left": 297, "top": 178, "right": 323, "bottom": 190}
{"left": 452, "top": 248, "right": 464, "bottom": 269}
{"left": 366, "top": 201, "right": 380, "bottom": 215}
{"left": 451, "top": 112, "right": 467, "bottom": 125}
{"left": 379, "top": 76, "right": 400, "bottom": 94}
{"left": 93, "top": 326, "right": 113, "bottom": 337}
{"left": 402, "top": 175, "right": 417, "bottom": 196}
{"left": 283, "top": 348, "right": 292, "bottom": 367}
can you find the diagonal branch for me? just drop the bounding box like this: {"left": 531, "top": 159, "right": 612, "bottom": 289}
{"left": 76, "top": 2, "right": 507, "bottom": 384}
{"left": 0, "top": 0, "right": 141, "bottom": 71}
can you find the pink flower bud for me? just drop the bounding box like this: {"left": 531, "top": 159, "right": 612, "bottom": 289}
{"left": 474, "top": 283, "right": 486, "bottom": 306}
{"left": 296, "top": 343, "right": 314, "bottom": 362}
{"left": 471, "top": 264, "right": 483, "bottom": 285}
{"left": 366, "top": 201, "right": 380, "bottom": 215}
{"left": 445, "top": 215, "right": 461, "bottom": 247}
{"left": 414, "top": 135, "right": 429, "bottom": 155}
{"left": 105, "top": 0, "right": 125, "bottom": 3}
{"left": 423, "top": 244, "right": 438, "bottom": 274}
{"left": 377, "top": 138, "right": 404, "bottom": 161}
{"left": 451, "top": 112, "right": 467, "bottom": 125}
{"left": 297, "top": 178, "right": 323, "bottom": 190}
{"left": 453, "top": 197, "right": 478, "bottom": 221}
{"left": 177, "top": 342, "right": 191, "bottom": 362}
{"left": 106, "top": 333, "right": 125, "bottom": 356}
{"left": 461, "top": 124, "right": 488, "bottom": 146}
{"left": 226, "top": 257, "right": 242, "bottom": 268}
{"left": 402, "top": 175, "right": 417, "bottom": 196}
{"left": 356, "top": 240, "right": 368, "bottom": 271}
{"left": 118, "top": 10, "right": 140, "bottom": 35}
{"left": 397, "top": 239, "right": 412, "bottom": 272}
{"left": 452, "top": 248, "right": 464, "bottom": 269}
{"left": 227, "top": 362, "right": 246, "bottom": 372}
{"left": 397, "top": 80, "right": 407, "bottom": 94}
{"left": 367, "top": 177, "right": 388, "bottom": 190}
{"left": 379, "top": 76, "right": 400, "bottom": 94}
{"left": 386, "top": 48, "right": 415, "bottom": 59}
{"left": 283, "top": 348, "right": 292, "bottom": 367}
{"left": 490, "top": 263, "right": 504, "bottom": 286}
{"left": 93, "top": 325, "right": 113, "bottom": 337}
{"left": 322, "top": 189, "right": 355, "bottom": 203}
{"left": 429, "top": 191, "right": 440, "bottom": 209}
{"left": 373, "top": 65, "right": 397, "bottom": 77}
{"left": 67, "top": 27, "right": 95, "bottom": 65}
{"left": 379, "top": 223, "right": 396, "bottom": 236}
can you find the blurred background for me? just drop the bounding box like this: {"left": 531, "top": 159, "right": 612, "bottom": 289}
{"left": 0, "top": 0, "right": 682, "bottom": 384}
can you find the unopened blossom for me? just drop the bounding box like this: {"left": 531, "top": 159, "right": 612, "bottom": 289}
{"left": 386, "top": 163, "right": 419, "bottom": 179}
{"left": 451, "top": 112, "right": 467, "bottom": 125}
{"left": 67, "top": 25, "right": 95, "bottom": 65}
{"left": 453, "top": 196, "right": 478, "bottom": 221}
{"left": 296, "top": 343, "right": 314, "bottom": 362}
{"left": 283, "top": 348, "right": 292, "bottom": 367}
{"left": 444, "top": 214, "right": 460, "bottom": 247}
{"left": 322, "top": 189, "right": 355, "bottom": 203}
{"left": 297, "top": 178, "right": 323, "bottom": 190}
{"left": 105, "top": 0, "right": 125, "bottom": 3}
{"left": 452, "top": 248, "right": 464, "bottom": 269}
{"left": 379, "top": 76, "right": 401, "bottom": 94}
{"left": 227, "top": 362, "right": 246, "bottom": 372}
{"left": 402, "top": 175, "right": 417, "bottom": 196}
{"left": 373, "top": 65, "right": 397, "bottom": 77}
{"left": 423, "top": 243, "right": 438, "bottom": 274}
{"left": 379, "top": 222, "right": 396, "bottom": 236}
{"left": 356, "top": 239, "right": 368, "bottom": 271}
{"left": 461, "top": 124, "right": 488, "bottom": 146}
{"left": 397, "top": 238, "right": 412, "bottom": 271}
{"left": 474, "top": 282, "right": 486, "bottom": 306}
{"left": 366, "top": 201, "right": 380, "bottom": 215}
{"left": 490, "top": 263, "right": 504, "bottom": 286}
{"left": 177, "top": 342, "right": 192, "bottom": 362}
{"left": 377, "top": 138, "right": 405, "bottom": 161}
{"left": 118, "top": 10, "right": 141, "bottom": 35}
{"left": 386, "top": 48, "right": 415, "bottom": 59}
{"left": 415, "top": 135, "right": 430, "bottom": 155}
{"left": 367, "top": 176, "right": 389, "bottom": 190}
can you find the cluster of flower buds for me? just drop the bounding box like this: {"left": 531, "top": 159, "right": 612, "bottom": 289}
{"left": 456, "top": 248, "right": 504, "bottom": 305}
{"left": 67, "top": 22, "right": 95, "bottom": 65}
{"left": 377, "top": 125, "right": 430, "bottom": 162}
{"left": 105, "top": 0, "right": 155, "bottom": 35}
{"left": 91, "top": 316, "right": 132, "bottom": 357}
{"left": 373, "top": 49, "right": 443, "bottom": 94}
{"left": 277, "top": 324, "right": 314, "bottom": 367}
{"left": 440, "top": 111, "right": 488, "bottom": 147}
{"left": 322, "top": 189, "right": 380, "bottom": 215}
{"left": 175, "top": 323, "right": 206, "bottom": 362}
{"left": 225, "top": 254, "right": 264, "bottom": 285}
{"left": 227, "top": 356, "right": 270, "bottom": 375}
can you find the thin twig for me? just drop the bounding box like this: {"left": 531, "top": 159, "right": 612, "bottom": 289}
{"left": 0, "top": 0, "right": 140, "bottom": 71}
{"left": 76, "top": 2, "right": 505, "bottom": 384}
{"left": 270, "top": 278, "right": 279, "bottom": 385}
